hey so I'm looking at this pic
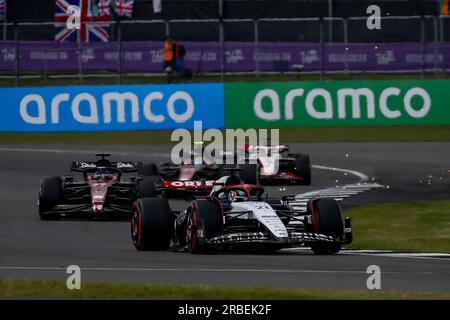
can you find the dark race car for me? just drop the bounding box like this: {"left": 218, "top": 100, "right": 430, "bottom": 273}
{"left": 240, "top": 143, "right": 311, "bottom": 185}
{"left": 131, "top": 175, "right": 352, "bottom": 254}
{"left": 38, "top": 154, "right": 157, "bottom": 220}
{"left": 147, "top": 149, "right": 260, "bottom": 198}
{"left": 156, "top": 161, "right": 223, "bottom": 196}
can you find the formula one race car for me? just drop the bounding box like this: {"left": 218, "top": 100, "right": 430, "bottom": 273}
{"left": 241, "top": 143, "right": 311, "bottom": 185}
{"left": 131, "top": 175, "right": 352, "bottom": 254}
{"left": 155, "top": 161, "right": 224, "bottom": 196}
{"left": 38, "top": 154, "right": 157, "bottom": 220}
{"left": 146, "top": 148, "right": 259, "bottom": 197}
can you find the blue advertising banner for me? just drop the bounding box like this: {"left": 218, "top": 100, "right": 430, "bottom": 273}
{"left": 0, "top": 83, "right": 224, "bottom": 132}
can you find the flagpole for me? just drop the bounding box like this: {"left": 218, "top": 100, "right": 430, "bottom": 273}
{"left": 3, "top": 0, "right": 7, "bottom": 40}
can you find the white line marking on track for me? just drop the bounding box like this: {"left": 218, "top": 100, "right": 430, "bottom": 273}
{"left": 340, "top": 254, "right": 450, "bottom": 261}
{"left": 283, "top": 248, "right": 450, "bottom": 261}
{"left": 312, "top": 164, "right": 369, "bottom": 182}
{"left": 295, "top": 164, "right": 384, "bottom": 204}
{"left": 0, "top": 266, "right": 401, "bottom": 275}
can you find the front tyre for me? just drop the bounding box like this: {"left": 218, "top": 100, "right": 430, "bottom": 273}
{"left": 294, "top": 154, "right": 311, "bottom": 185}
{"left": 187, "top": 199, "right": 223, "bottom": 254}
{"left": 137, "top": 176, "right": 160, "bottom": 198}
{"left": 309, "top": 198, "right": 344, "bottom": 255}
{"left": 131, "top": 198, "right": 173, "bottom": 251}
{"left": 310, "top": 242, "right": 342, "bottom": 255}
{"left": 38, "top": 176, "right": 63, "bottom": 220}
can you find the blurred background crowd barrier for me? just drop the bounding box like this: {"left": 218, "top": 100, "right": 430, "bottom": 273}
{"left": 0, "top": 1, "right": 449, "bottom": 85}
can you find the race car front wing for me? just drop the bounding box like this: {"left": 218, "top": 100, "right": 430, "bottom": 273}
{"left": 198, "top": 217, "right": 353, "bottom": 248}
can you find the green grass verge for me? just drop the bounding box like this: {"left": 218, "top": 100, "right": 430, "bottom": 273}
{"left": 1, "top": 72, "right": 449, "bottom": 88}
{"left": 1, "top": 279, "right": 449, "bottom": 299}
{"left": 1, "top": 125, "right": 450, "bottom": 145}
{"left": 349, "top": 200, "right": 450, "bottom": 253}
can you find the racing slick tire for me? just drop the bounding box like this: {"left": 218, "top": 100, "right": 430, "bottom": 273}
{"left": 131, "top": 198, "right": 173, "bottom": 251}
{"left": 38, "top": 176, "right": 64, "bottom": 220}
{"left": 137, "top": 176, "right": 159, "bottom": 198}
{"left": 294, "top": 154, "right": 311, "bottom": 185}
{"left": 239, "top": 164, "right": 259, "bottom": 185}
{"left": 139, "top": 163, "right": 159, "bottom": 176}
{"left": 309, "top": 198, "right": 343, "bottom": 255}
{"left": 187, "top": 199, "right": 223, "bottom": 254}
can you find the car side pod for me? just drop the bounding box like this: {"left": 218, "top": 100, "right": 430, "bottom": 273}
{"left": 343, "top": 217, "right": 353, "bottom": 244}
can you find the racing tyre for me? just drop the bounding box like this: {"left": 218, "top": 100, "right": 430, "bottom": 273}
{"left": 131, "top": 198, "right": 173, "bottom": 251}
{"left": 139, "top": 163, "right": 159, "bottom": 176}
{"left": 38, "top": 176, "right": 64, "bottom": 220}
{"left": 137, "top": 176, "right": 159, "bottom": 198}
{"left": 187, "top": 199, "right": 223, "bottom": 254}
{"left": 309, "top": 198, "right": 343, "bottom": 255}
{"left": 294, "top": 154, "right": 311, "bottom": 185}
{"left": 239, "top": 164, "right": 259, "bottom": 184}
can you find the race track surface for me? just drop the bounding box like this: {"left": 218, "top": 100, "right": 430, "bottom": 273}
{"left": 0, "top": 143, "right": 449, "bottom": 292}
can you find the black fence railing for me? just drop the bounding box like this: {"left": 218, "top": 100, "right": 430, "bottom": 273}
{"left": 0, "top": 16, "right": 449, "bottom": 85}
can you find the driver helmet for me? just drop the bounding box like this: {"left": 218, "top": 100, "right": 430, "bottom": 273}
{"left": 93, "top": 168, "right": 113, "bottom": 180}
{"left": 230, "top": 189, "right": 248, "bottom": 202}
{"left": 218, "top": 189, "right": 248, "bottom": 203}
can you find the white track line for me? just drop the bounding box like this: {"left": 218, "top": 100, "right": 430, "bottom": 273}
{"left": 283, "top": 248, "right": 450, "bottom": 261}
{"left": 340, "top": 253, "right": 450, "bottom": 262}
{"left": 312, "top": 164, "right": 369, "bottom": 182}
{"left": 295, "top": 164, "right": 384, "bottom": 203}
{"left": 0, "top": 266, "right": 401, "bottom": 275}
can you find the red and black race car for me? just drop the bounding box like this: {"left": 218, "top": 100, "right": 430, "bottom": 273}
{"left": 152, "top": 161, "right": 259, "bottom": 198}
{"left": 38, "top": 154, "right": 157, "bottom": 220}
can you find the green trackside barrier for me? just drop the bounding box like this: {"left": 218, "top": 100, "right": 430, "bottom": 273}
{"left": 224, "top": 80, "right": 450, "bottom": 128}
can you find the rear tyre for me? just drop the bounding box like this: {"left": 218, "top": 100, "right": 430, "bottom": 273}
{"left": 309, "top": 198, "right": 343, "bottom": 255}
{"left": 137, "top": 176, "right": 159, "bottom": 198}
{"left": 38, "top": 176, "right": 63, "bottom": 220}
{"left": 139, "top": 163, "right": 159, "bottom": 176}
{"left": 131, "top": 198, "right": 173, "bottom": 251}
{"left": 294, "top": 154, "right": 311, "bottom": 185}
{"left": 187, "top": 199, "right": 223, "bottom": 254}
{"left": 239, "top": 164, "right": 259, "bottom": 184}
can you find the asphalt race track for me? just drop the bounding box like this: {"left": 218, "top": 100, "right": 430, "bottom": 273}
{"left": 0, "top": 143, "right": 449, "bottom": 292}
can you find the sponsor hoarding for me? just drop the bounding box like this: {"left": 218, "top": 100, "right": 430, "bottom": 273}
{"left": 224, "top": 80, "right": 450, "bottom": 128}
{"left": 0, "top": 41, "right": 449, "bottom": 72}
{"left": 1, "top": 80, "right": 449, "bottom": 132}
{"left": 0, "top": 83, "right": 224, "bottom": 132}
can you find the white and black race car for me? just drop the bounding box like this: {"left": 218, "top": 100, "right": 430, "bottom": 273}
{"left": 130, "top": 175, "right": 352, "bottom": 254}
{"left": 241, "top": 143, "right": 311, "bottom": 185}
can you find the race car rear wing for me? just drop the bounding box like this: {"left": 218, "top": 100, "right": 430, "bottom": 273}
{"left": 71, "top": 161, "right": 142, "bottom": 172}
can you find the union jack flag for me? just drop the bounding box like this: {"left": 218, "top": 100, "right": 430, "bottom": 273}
{"left": 115, "top": 0, "right": 134, "bottom": 17}
{"left": 55, "top": 0, "right": 112, "bottom": 43}
{"left": 97, "top": 0, "right": 111, "bottom": 16}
